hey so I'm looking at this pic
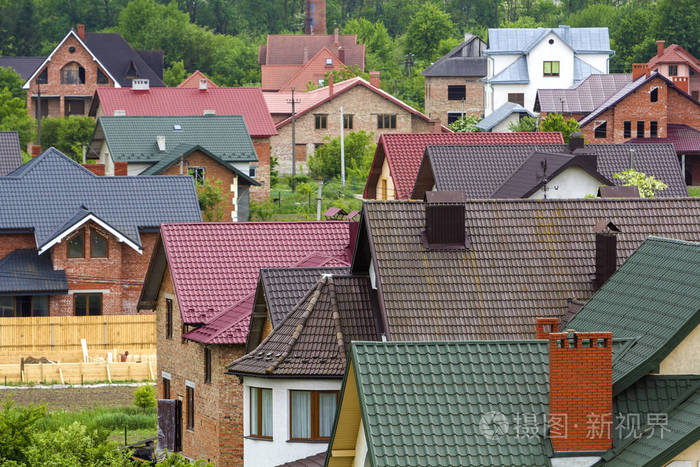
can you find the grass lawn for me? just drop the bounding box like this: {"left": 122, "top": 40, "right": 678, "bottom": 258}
{"left": 689, "top": 186, "right": 700, "bottom": 197}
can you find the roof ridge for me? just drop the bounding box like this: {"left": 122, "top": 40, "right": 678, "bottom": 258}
{"left": 327, "top": 277, "right": 346, "bottom": 356}
{"left": 646, "top": 236, "right": 700, "bottom": 246}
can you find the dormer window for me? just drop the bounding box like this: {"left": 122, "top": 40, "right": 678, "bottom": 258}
{"left": 61, "top": 62, "right": 85, "bottom": 84}
{"left": 543, "top": 61, "right": 560, "bottom": 77}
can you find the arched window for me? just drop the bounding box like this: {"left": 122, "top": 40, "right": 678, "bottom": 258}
{"left": 61, "top": 62, "right": 85, "bottom": 84}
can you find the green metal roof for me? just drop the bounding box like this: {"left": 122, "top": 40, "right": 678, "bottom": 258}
{"left": 606, "top": 388, "right": 700, "bottom": 466}
{"left": 566, "top": 236, "right": 700, "bottom": 396}
{"left": 348, "top": 341, "right": 552, "bottom": 467}
{"left": 97, "top": 115, "right": 258, "bottom": 163}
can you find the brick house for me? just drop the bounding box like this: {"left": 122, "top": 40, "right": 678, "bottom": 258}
{"left": 422, "top": 34, "right": 487, "bottom": 125}
{"left": 265, "top": 77, "right": 449, "bottom": 175}
{"left": 138, "top": 222, "right": 354, "bottom": 465}
{"left": 20, "top": 25, "right": 163, "bottom": 119}
{"left": 647, "top": 40, "right": 700, "bottom": 100}
{"left": 89, "top": 116, "right": 260, "bottom": 221}
{"left": 88, "top": 84, "right": 276, "bottom": 201}
{"left": 362, "top": 132, "right": 564, "bottom": 200}
{"left": 0, "top": 148, "right": 200, "bottom": 317}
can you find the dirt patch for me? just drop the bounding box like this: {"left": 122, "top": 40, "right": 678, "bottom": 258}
{"left": 0, "top": 384, "right": 145, "bottom": 411}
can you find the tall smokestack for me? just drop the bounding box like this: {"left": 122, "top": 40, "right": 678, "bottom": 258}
{"left": 305, "top": 0, "right": 326, "bottom": 35}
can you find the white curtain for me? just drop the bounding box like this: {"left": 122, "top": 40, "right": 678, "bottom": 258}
{"left": 261, "top": 389, "right": 272, "bottom": 437}
{"left": 291, "top": 391, "right": 311, "bottom": 439}
{"left": 250, "top": 388, "right": 259, "bottom": 435}
{"left": 319, "top": 393, "right": 337, "bottom": 437}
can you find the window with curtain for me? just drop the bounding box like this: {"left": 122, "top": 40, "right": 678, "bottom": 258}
{"left": 289, "top": 390, "right": 338, "bottom": 440}
{"left": 250, "top": 387, "right": 272, "bottom": 438}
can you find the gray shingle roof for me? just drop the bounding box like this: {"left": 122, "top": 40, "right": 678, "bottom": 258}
{"left": 489, "top": 55, "right": 529, "bottom": 83}
{"left": 355, "top": 198, "right": 700, "bottom": 342}
{"left": 475, "top": 102, "right": 533, "bottom": 131}
{"left": 414, "top": 143, "right": 687, "bottom": 199}
{"left": 0, "top": 132, "right": 21, "bottom": 176}
{"left": 486, "top": 26, "right": 612, "bottom": 54}
{"left": 229, "top": 275, "right": 380, "bottom": 378}
{"left": 0, "top": 249, "right": 68, "bottom": 295}
{"left": 0, "top": 148, "right": 201, "bottom": 250}
{"left": 536, "top": 74, "right": 631, "bottom": 113}
{"left": 0, "top": 57, "right": 45, "bottom": 80}
{"left": 95, "top": 115, "right": 257, "bottom": 164}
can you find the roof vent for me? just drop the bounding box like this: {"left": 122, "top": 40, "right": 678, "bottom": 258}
{"left": 132, "top": 79, "right": 150, "bottom": 91}
{"left": 113, "top": 109, "right": 126, "bottom": 116}
{"left": 325, "top": 58, "right": 333, "bottom": 66}
{"left": 156, "top": 135, "right": 166, "bottom": 152}
{"left": 423, "top": 191, "right": 469, "bottom": 250}
{"left": 173, "top": 124, "right": 182, "bottom": 131}
{"left": 203, "top": 110, "right": 216, "bottom": 116}
{"left": 199, "top": 78, "right": 207, "bottom": 91}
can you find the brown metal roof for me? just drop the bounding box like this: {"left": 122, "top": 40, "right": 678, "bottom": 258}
{"left": 357, "top": 198, "right": 700, "bottom": 342}
{"left": 229, "top": 275, "right": 380, "bottom": 378}
{"left": 535, "top": 73, "right": 631, "bottom": 113}
{"left": 276, "top": 452, "right": 326, "bottom": 467}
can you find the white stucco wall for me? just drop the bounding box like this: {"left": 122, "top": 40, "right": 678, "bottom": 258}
{"left": 491, "top": 113, "right": 523, "bottom": 132}
{"left": 528, "top": 166, "right": 604, "bottom": 199}
{"left": 126, "top": 163, "right": 152, "bottom": 176}
{"left": 243, "top": 376, "right": 342, "bottom": 467}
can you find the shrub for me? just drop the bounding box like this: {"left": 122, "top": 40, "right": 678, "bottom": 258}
{"left": 134, "top": 385, "right": 156, "bottom": 411}
{"left": 538, "top": 113, "right": 580, "bottom": 143}
{"left": 307, "top": 130, "right": 375, "bottom": 181}
{"left": 613, "top": 169, "right": 668, "bottom": 198}
{"left": 508, "top": 115, "right": 537, "bottom": 132}
{"left": 196, "top": 178, "right": 226, "bottom": 222}
{"left": 448, "top": 114, "right": 482, "bottom": 132}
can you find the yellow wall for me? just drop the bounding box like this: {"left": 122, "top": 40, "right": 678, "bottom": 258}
{"left": 665, "top": 439, "right": 700, "bottom": 465}
{"left": 375, "top": 157, "right": 396, "bottom": 200}
{"left": 658, "top": 324, "right": 700, "bottom": 375}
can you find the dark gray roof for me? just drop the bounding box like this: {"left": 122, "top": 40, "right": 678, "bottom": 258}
{"left": 0, "top": 148, "right": 201, "bottom": 250}
{"left": 353, "top": 198, "right": 700, "bottom": 342}
{"left": 84, "top": 33, "right": 164, "bottom": 87}
{"left": 0, "top": 132, "right": 21, "bottom": 176}
{"left": 535, "top": 73, "right": 631, "bottom": 113}
{"left": 276, "top": 452, "right": 325, "bottom": 467}
{"left": 0, "top": 57, "right": 45, "bottom": 80}
{"left": 492, "top": 152, "right": 613, "bottom": 198}
{"left": 475, "top": 101, "right": 533, "bottom": 131}
{"left": 0, "top": 249, "right": 67, "bottom": 295}
{"left": 413, "top": 143, "right": 687, "bottom": 199}
{"left": 422, "top": 36, "right": 486, "bottom": 77}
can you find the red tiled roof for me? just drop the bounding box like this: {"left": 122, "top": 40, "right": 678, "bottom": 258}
{"left": 364, "top": 132, "right": 566, "bottom": 199}
{"left": 92, "top": 87, "right": 277, "bottom": 138}
{"left": 161, "top": 222, "right": 352, "bottom": 324}
{"left": 647, "top": 44, "right": 700, "bottom": 73}
{"left": 177, "top": 70, "right": 218, "bottom": 88}
{"left": 626, "top": 124, "right": 700, "bottom": 153}
{"left": 279, "top": 48, "right": 347, "bottom": 91}
{"left": 261, "top": 34, "right": 364, "bottom": 69}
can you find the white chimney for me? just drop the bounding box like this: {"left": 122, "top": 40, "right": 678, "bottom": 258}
{"left": 199, "top": 78, "right": 207, "bottom": 91}
{"left": 132, "top": 79, "right": 150, "bottom": 91}
{"left": 156, "top": 135, "right": 166, "bottom": 152}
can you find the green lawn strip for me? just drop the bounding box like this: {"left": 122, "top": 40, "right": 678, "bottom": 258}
{"left": 689, "top": 186, "right": 700, "bottom": 197}
{"left": 37, "top": 405, "right": 156, "bottom": 437}
{"left": 265, "top": 178, "right": 364, "bottom": 219}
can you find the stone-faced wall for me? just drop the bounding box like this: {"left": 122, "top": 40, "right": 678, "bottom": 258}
{"left": 424, "top": 76, "right": 484, "bottom": 125}
{"left": 156, "top": 267, "right": 245, "bottom": 466}
{"left": 26, "top": 33, "right": 115, "bottom": 118}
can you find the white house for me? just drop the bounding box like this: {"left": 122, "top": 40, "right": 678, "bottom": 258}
{"left": 484, "top": 26, "right": 613, "bottom": 115}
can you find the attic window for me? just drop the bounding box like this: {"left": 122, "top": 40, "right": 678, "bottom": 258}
{"left": 69, "top": 46, "right": 76, "bottom": 54}
{"left": 325, "top": 58, "right": 333, "bottom": 66}
{"left": 548, "top": 39, "right": 554, "bottom": 44}
{"left": 650, "top": 87, "right": 658, "bottom": 102}
{"left": 669, "top": 65, "right": 678, "bottom": 76}
{"left": 594, "top": 121, "right": 607, "bottom": 139}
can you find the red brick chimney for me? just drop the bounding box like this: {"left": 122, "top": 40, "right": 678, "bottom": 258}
{"left": 656, "top": 40, "right": 665, "bottom": 57}
{"left": 31, "top": 145, "right": 42, "bottom": 158}
{"left": 83, "top": 164, "right": 105, "bottom": 176}
{"left": 77, "top": 24, "right": 85, "bottom": 41}
{"left": 114, "top": 161, "right": 128, "bottom": 176}
{"left": 369, "top": 71, "right": 380, "bottom": 89}
{"left": 548, "top": 331, "right": 613, "bottom": 453}
{"left": 428, "top": 119, "right": 442, "bottom": 134}
{"left": 631, "top": 64, "right": 649, "bottom": 81}
{"left": 328, "top": 73, "right": 334, "bottom": 97}
{"left": 338, "top": 46, "right": 345, "bottom": 64}
{"left": 535, "top": 317, "right": 559, "bottom": 339}
{"left": 672, "top": 76, "right": 689, "bottom": 94}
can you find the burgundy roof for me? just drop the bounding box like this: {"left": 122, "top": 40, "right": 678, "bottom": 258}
{"left": 161, "top": 222, "right": 352, "bottom": 324}
{"left": 92, "top": 87, "right": 277, "bottom": 138}
{"left": 626, "top": 124, "right": 700, "bottom": 153}
{"left": 364, "top": 132, "right": 565, "bottom": 200}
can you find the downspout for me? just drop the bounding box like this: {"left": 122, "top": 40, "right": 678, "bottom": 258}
{"left": 487, "top": 54, "right": 495, "bottom": 114}
{"left": 607, "top": 50, "right": 615, "bottom": 73}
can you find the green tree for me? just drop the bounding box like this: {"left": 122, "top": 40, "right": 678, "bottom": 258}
{"left": 0, "top": 88, "right": 35, "bottom": 151}
{"left": 508, "top": 115, "right": 537, "bottom": 132}
{"left": 448, "top": 114, "right": 482, "bottom": 132}
{"left": 133, "top": 384, "right": 156, "bottom": 411}
{"left": 197, "top": 178, "right": 226, "bottom": 221}
{"left": 307, "top": 130, "right": 376, "bottom": 181}
{"left": 163, "top": 60, "right": 187, "bottom": 87}
{"left": 613, "top": 169, "right": 668, "bottom": 198}
{"left": 652, "top": 0, "right": 700, "bottom": 59}
{"left": 538, "top": 113, "right": 580, "bottom": 143}
{"left": 0, "top": 67, "right": 26, "bottom": 100}
{"left": 405, "top": 3, "right": 456, "bottom": 62}
{"left": 39, "top": 116, "right": 95, "bottom": 161}
{"left": 0, "top": 397, "right": 46, "bottom": 465}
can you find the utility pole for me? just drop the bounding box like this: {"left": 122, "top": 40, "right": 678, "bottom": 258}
{"left": 340, "top": 106, "right": 345, "bottom": 188}
{"left": 36, "top": 83, "right": 41, "bottom": 148}
{"left": 287, "top": 87, "right": 301, "bottom": 192}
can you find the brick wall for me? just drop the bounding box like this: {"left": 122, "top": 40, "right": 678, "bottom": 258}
{"left": 0, "top": 234, "right": 36, "bottom": 260}
{"left": 156, "top": 268, "right": 245, "bottom": 466}
{"left": 424, "top": 76, "right": 484, "bottom": 125}
{"left": 667, "top": 90, "right": 700, "bottom": 128}
{"left": 251, "top": 138, "right": 271, "bottom": 201}
{"left": 26, "top": 33, "right": 115, "bottom": 118}
{"left": 548, "top": 331, "right": 612, "bottom": 452}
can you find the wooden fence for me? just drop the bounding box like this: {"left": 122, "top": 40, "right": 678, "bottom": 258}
{"left": 0, "top": 315, "right": 156, "bottom": 354}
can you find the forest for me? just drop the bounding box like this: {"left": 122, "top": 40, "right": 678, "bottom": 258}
{"left": 0, "top": 0, "right": 699, "bottom": 110}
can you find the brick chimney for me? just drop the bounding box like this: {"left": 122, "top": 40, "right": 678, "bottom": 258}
{"left": 568, "top": 131, "right": 584, "bottom": 152}
{"left": 592, "top": 220, "right": 620, "bottom": 291}
{"left": 328, "top": 73, "right": 334, "bottom": 97}
{"left": 369, "top": 71, "right": 380, "bottom": 89}
{"left": 31, "top": 145, "right": 42, "bottom": 158}
{"left": 535, "top": 317, "right": 559, "bottom": 339}
{"left": 114, "top": 161, "right": 128, "bottom": 176}
{"left": 548, "top": 331, "right": 613, "bottom": 453}
{"left": 77, "top": 24, "right": 85, "bottom": 41}
{"left": 672, "top": 76, "right": 689, "bottom": 94}
{"left": 338, "top": 46, "right": 345, "bottom": 63}
{"left": 631, "top": 64, "right": 649, "bottom": 81}
{"left": 656, "top": 40, "right": 665, "bottom": 57}
{"left": 305, "top": 0, "right": 326, "bottom": 35}
{"left": 427, "top": 119, "right": 442, "bottom": 134}
{"left": 82, "top": 164, "right": 105, "bottom": 176}
{"left": 423, "top": 191, "right": 468, "bottom": 249}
